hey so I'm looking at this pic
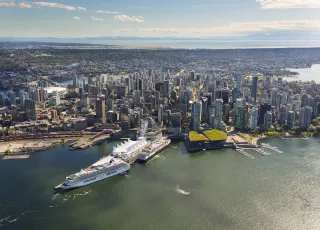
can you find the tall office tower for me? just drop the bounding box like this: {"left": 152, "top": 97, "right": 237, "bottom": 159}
{"left": 242, "top": 87, "right": 251, "bottom": 101}
{"left": 265, "top": 77, "right": 271, "bottom": 89}
{"left": 264, "top": 111, "right": 273, "bottom": 129}
{"left": 215, "top": 89, "right": 222, "bottom": 100}
{"left": 133, "top": 90, "right": 141, "bottom": 105}
{"left": 170, "top": 112, "right": 182, "bottom": 134}
{"left": 233, "top": 73, "right": 242, "bottom": 98}
{"left": 153, "top": 90, "right": 160, "bottom": 107}
{"left": 163, "top": 80, "right": 169, "bottom": 97}
{"left": 106, "top": 99, "right": 114, "bottom": 111}
{"left": 223, "top": 104, "right": 231, "bottom": 124}
{"left": 73, "top": 76, "right": 78, "bottom": 87}
{"left": 96, "top": 98, "right": 106, "bottom": 124}
{"left": 248, "top": 107, "right": 258, "bottom": 130}
{"left": 293, "top": 100, "right": 301, "bottom": 112}
{"left": 234, "top": 73, "right": 242, "bottom": 90}
{"left": 208, "top": 105, "right": 215, "bottom": 127}
{"left": 236, "top": 106, "right": 246, "bottom": 130}
{"left": 235, "top": 98, "right": 243, "bottom": 116}
{"left": 201, "top": 97, "right": 208, "bottom": 124}
{"left": 80, "top": 94, "right": 89, "bottom": 107}
{"left": 301, "top": 94, "right": 309, "bottom": 107}
{"left": 287, "top": 111, "right": 295, "bottom": 130}
{"left": 299, "top": 106, "right": 312, "bottom": 130}
{"left": 158, "top": 104, "right": 164, "bottom": 122}
{"left": 287, "top": 89, "right": 293, "bottom": 99}
{"left": 42, "top": 89, "right": 48, "bottom": 101}
{"left": 214, "top": 99, "right": 224, "bottom": 130}
{"left": 82, "top": 79, "right": 86, "bottom": 88}
{"left": 11, "top": 105, "right": 18, "bottom": 122}
{"left": 271, "top": 88, "right": 277, "bottom": 107}
{"left": 221, "top": 88, "right": 229, "bottom": 104}
{"left": 278, "top": 93, "right": 285, "bottom": 109}
{"left": 0, "top": 93, "right": 5, "bottom": 107}
{"left": 191, "top": 101, "right": 202, "bottom": 131}
{"left": 8, "top": 92, "right": 16, "bottom": 105}
{"left": 36, "top": 88, "right": 43, "bottom": 102}
{"left": 203, "top": 93, "right": 213, "bottom": 107}
{"left": 190, "top": 71, "right": 195, "bottom": 81}
{"left": 314, "top": 102, "right": 320, "bottom": 117}
{"left": 286, "top": 103, "right": 292, "bottom": 113}
{"left": 263, "top": 90, "right": 269, "bottom": 101}
{"left": 251, "top": 76, "right": 258, "bottom": 103}
{"left": 180, "top": 90, "right": 190, "bottom": 111}
{"left": 279, "top": 105, "right": 287, "bottom": 125}
{"left": 258, "top": 103, "right": 271, "bottom": 125}
{"left": 25, "top": 99, "right": 36, "bottom": 120}
{"left": 287, "top": 96, "right": 294, "bottom": 105}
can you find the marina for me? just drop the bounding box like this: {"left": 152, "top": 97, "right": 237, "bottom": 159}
{"left": 236, "top": 148, "right": 255, "bottom": 159}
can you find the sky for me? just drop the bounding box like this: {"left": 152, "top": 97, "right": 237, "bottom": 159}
{"left": 0, "top": 0, "right": 320, "bottom": 38}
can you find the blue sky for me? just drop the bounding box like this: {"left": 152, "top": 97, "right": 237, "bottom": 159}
{"left": 0, "top": 0, "right": 320, "bottom": 37}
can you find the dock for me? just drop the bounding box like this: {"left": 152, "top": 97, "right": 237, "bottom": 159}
{"left": 69, "top": 134, "right": 110, "bottom": 150}
{"left": 3, "top": 155, "right": 30, "bottom": 160}
{"left": 255, "top": 148, "right": 271, "bottom": 156}
{"left": 236, "top": 149, "right": 255, "bottom": 159}
{"left": 260, "top": 143, "right": 284, "bottom": 153}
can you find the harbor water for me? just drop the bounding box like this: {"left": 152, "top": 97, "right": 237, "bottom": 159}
{"left": 1, "top": 138, "right": 320, "bottom": 230}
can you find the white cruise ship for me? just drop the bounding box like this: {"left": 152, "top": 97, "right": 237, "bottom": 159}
{"left": 138, "top": 136, "right": 171, "bottom": 162}
{"left": 111, "top": 137, "right": 149, "bottom": 164}
{"left": 55, "top": 156, "right": 130, "bottom": 190}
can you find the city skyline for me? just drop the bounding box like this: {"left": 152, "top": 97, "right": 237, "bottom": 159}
{"left": 0, "top": 0, "right": 320, "bottom": 38}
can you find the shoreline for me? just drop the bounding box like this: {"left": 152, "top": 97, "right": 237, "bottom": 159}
{"left": 0, "top": 137, "right": 81, "bottom": 156}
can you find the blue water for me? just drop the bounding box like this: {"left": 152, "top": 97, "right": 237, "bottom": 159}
{"left": 1, "top": 138, "right": 320, "bottom": 229}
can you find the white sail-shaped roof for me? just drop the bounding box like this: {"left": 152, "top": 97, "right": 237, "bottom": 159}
{"left": 92, "top": 156, "right": 115, "bottom": 167}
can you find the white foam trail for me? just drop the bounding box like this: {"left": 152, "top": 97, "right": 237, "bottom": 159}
{"left": 175, "top": 184, "right": 190, "bottom": 196}
{"left": 72, "top": 190, "right": 91, "bottom": 200}
{"left": 173, "top": 146, "right": 178, "bottom": 149}
{"left": 124, "top": 174, "right": 131, "bottom": 179}
{"left": 5, "top": 217, "right": 18, "bottom": 223}
{"left": 52, "top": 193, "right": 60, "bottom": 200}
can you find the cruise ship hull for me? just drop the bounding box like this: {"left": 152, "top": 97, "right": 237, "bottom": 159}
{"left": 138, "top": 141, "right": 170, "bottom": 163}
{"left": 55, "top": 165, "right": 129, "bottom": 190}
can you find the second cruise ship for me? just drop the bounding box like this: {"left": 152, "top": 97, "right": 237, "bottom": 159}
{"left": 138, "top": 135, "right": 171, "bottom": 162}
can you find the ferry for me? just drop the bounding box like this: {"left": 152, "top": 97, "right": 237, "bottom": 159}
{"left": 55, "top": 156, "right": 130, "bottom": 190}
{"left": 138, "top": 136, "right": 171, "bottom": 162}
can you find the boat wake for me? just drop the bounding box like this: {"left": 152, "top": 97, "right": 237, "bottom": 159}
{"left": 0, "top": 210, "right": 34, "bottom": 226}
{"left": 175, "top": 184, "right": 190, "bottom": 196}
{"left": 72, "top": 190, "right": 91, "bottom": 200}
{"left": 147, "top": 155, "right": 166, "bottom": 165}
{"left": 124, "top": 173, "right": 131, "bottom": 179}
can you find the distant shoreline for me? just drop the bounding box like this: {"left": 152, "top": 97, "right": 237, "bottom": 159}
{"left": 2, "top": 40, "right": 320, "bottom": 50}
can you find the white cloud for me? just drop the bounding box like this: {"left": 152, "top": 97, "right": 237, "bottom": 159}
{"left": 0, "top": 1, "right": 16, "bottom": 7}
{"left": 77, "top": 6, "right": 86, "bottom": 11}
{"left": 0, "top": 1, "right": 86, "bottom": 11}
{"left": 90, "top": 16, "right": 104, "bottom": 21}
{"left": 257, "top": 0, "right": 320, "bottom": 9}
{"left": 114, "top": 15, "right": 144, "bottom": 23}
{"left": 73, "top": 16, "right": 80, "bottom": 20}
{"left": 121, "top": 20, "right": 320, "bottom": 36}
{"left": 19, "top": 2, "right": 32, "bottom": 8}
{"left": 31, "top": 2, "right": 85, "bottom": 11}
{"left": 96, "top": 10, "right": 119, "bottom": 14}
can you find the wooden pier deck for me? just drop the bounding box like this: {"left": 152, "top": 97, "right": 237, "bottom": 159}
{"left": 3, "top": 155, "right": 30, "bottom": 160}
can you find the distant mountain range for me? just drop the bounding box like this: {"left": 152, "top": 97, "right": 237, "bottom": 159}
{"left": 1, "top": 32, "right": 320, "bottom": 42}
